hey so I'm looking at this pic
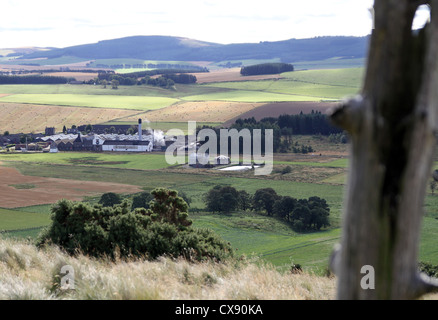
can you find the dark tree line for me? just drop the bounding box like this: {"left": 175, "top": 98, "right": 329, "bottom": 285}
{"left": 97, "top": 71, "right": 197, "bottom": 87}
{"left": 0, "top": 75, "right": 72, "bottom": 84}
{"left": 204, "top": 185, "right": 330, "bottom": 232}
{"left": 234, "top": 111, "right": 342, "bottom": 135}
{"left": 98, "top": 68, "right": 205, "bottom": 81}
{"left": 240, "top": 63, "right": 294, "bottom": 76}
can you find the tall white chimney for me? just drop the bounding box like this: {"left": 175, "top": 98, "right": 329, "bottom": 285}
{"left": 138, "top": 119, "right": 142, "bottom": 141}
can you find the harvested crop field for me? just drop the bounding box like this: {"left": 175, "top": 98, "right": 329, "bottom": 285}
{"left": 192, "top": 68, "right": 284, "bottom": 84}
{"left": 0, "top": 103, "right": 140, "bottom": 134}
{"left": 123, "top": 101, "right": 264, "bottom": 123}
{"left": 224, "top": 101, "right": 339, "bottom": 125}
{"left": 0, "top": 164, "right": 142, "bottom": 208}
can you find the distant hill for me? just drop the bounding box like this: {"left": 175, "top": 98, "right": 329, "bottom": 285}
{"left": 17, "top": 35, "right": 369, "bottom": 64}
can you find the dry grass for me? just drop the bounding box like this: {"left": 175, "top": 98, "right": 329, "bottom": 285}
{"left": 0, "top": 237, "right": 336, "bottom": 300}
{"left": 126, "top": 101, "right": 264, "bottom": 123}
{"left": 191, "top": 68, "right": 285, "bottom": 84}
{"left": 0, "top": 102, "right": 139, "bottom": 134}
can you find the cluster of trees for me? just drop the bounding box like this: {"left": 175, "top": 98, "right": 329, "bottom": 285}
{"left": 99, "top": 190, "right": 191, "bottom": 211}
{"left": 0, "top": 75, "right": 72, "bottom": 84}
{"left": 97, "top": 71, "right": 198, "bottom": 89}
{"left": 37, "top": 188, "right": 233, "bottom": 262}
{"left": 240, "top": 63, "right": 294, "bottom": 76}
{"left": 97, "top": 68, "right": 204, "bottom": 81}
{"left": 266, "top": 111, "right": 343, "bottom": 135}
{"left": 204, "top": 185, "right": 330, "bottom": 232}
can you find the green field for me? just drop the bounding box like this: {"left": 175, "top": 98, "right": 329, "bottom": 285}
{"left": 0, "top": 152, "right": 173, "bottom": 170}
{"left": 0, "top": 94, "right": 179, "bottom": 111}
{"left": 181, "top": 90, "right": 326, "bottom": 102}
{"left": 0, "top": 207, "right": 50, "bottom": 232}
{"left": 3, "top": 157, "right": 438, "bottom": 272}
{"left": 200, "top": 67, "right": 363, "bottom": 101}
{"left": 2, "top": 65, "right": 438, "bottom": 275}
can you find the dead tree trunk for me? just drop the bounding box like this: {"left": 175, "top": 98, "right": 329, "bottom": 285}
{"left": 329, "top": 0, "right": 438, "bottom": 299}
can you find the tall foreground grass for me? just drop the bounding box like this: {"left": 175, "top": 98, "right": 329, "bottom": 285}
{"left": 0, "top": 237, "right": 336, "bottom": 300}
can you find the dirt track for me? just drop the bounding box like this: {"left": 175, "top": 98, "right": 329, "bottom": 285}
{"left": 0, "top": 165, "right": 142, "bottom": 208}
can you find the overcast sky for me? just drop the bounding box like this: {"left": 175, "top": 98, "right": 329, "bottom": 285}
{"left": 1, "top": 0, "right": 429, "bottom": 49}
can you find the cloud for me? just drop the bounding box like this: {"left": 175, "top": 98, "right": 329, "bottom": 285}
{"left": 0, "top": 0, "right": 375, "bottom": 48}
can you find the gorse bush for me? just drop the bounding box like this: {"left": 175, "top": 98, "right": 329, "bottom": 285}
{"left": 37, "top": 188, "right": 233, "bottom": 262}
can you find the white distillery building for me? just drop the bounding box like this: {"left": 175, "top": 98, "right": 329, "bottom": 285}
{"left": 98, "top": 119, "right": 153, "bottom": 152}
{"left": 101, "top": 140, "right": 152, "bottom": 152}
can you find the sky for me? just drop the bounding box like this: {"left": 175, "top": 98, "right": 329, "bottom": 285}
{"left": 0, "top": 0, "right": 430, "bottom": 49}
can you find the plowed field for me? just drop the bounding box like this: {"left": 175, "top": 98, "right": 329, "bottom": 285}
{"left": 0, "top": 164, "right": 141, "bottom": 208}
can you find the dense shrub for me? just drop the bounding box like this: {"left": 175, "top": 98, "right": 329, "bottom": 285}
{"left": 99, "top": 192, "right": 122, "bottom": 207}
{"left": 37, "top": 188, "right": 233, "bottom": 262}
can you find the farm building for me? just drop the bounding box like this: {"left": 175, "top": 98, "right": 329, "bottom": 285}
{"left": 36, "top": 119, "right": 156, "bottom": 152}
{"left": 101, "top": 140, "right": 152, "bottom": 152}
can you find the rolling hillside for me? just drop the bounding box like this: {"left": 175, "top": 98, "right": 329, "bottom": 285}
{"left": 15, "top": 35, "right": 369, "bottom": 64}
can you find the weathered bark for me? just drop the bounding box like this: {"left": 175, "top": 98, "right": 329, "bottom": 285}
{"left": 329, "top": 0, "right": 438, "bottom": 299}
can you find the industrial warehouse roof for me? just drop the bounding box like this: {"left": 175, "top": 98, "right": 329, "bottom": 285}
{"left": 102, "top": 140, "right": 150, "bottom": 145}
{"left": 39, "top": 133, "right": 153, "bottom": 143}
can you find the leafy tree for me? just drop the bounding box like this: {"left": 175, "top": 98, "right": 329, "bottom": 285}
{"left": 111, "top": 79, "right": 119, "bottom": 89}
{"left": 146, "top": 188, "right": 191, "bottom": 227}
{"left": 99, "top": 192, "right": 122, "bottom": 207}
{"left": 204, "top": 185, "right": 240, "bottom": 213}
{"left": 238, "top": 190, "right": 252, "bottom": 211}
{"left": 290, "top": 204, "right": 312, "bottom": 231}
{"left": 310, "top": 207, "right": 330, "bottom": 230}
{"left": 288, "top": 197, "right": 330, "bottom": 231}
{"left": 252, "top": 188, "right": 281, "bottom": 216}
{"left": 272, "top": 196, "right": 297, "bottom": 220}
